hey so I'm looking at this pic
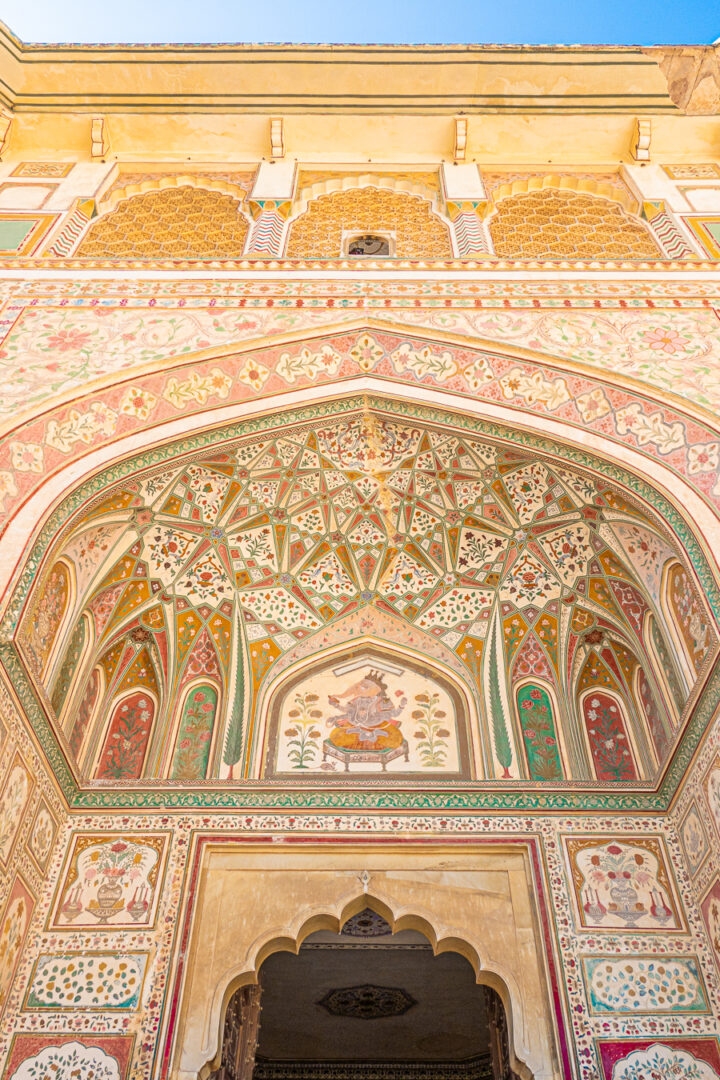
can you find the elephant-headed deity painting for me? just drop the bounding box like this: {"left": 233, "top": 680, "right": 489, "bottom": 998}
{"left": 262, "top": 647, "right": 472, "bottom": 779}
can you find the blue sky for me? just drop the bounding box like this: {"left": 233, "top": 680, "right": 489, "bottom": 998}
{"left": 0, "top": 0, "right": 716, "bottom": 46}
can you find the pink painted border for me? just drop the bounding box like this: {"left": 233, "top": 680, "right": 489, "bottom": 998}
{"left": 597, "top": 1037, "right": 720, "bottom": 1079}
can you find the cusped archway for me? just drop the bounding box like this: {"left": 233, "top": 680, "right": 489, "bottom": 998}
{"left": 215, "top": 912, "right": 522, "bottom": 1080}
{"left": 285, "top": 187, "right": 453, "bottom": 259}
{"left": 76, "top": 184, "right": 251, "bottom": 259}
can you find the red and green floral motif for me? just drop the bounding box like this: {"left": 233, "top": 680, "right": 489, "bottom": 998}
{"left": 96, "top": 691, "right": 154, "bottom": 780}
{"left": 170, "top": 684, "right": 217, "bottom": 780}
{"left": 69, "top": 668, "right": 99, "bottom": 760}
{"left": 583, "top": 692, "right": 637, "bottom": 781}
{"left": 517, "top": 684, "right": 563, "bottom": 781}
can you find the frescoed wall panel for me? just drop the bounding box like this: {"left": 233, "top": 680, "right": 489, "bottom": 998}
{"left": 2, "top": 1035, "right": 135, "bottom": 1080}
{"left": 264, "top": 649, "right": 470, "bottom": 778}
{"left": 564, "top": 835, "right": 684, "bottom": 932}
{"left": 48, "top": 833, "right": 169, "bottom": 930}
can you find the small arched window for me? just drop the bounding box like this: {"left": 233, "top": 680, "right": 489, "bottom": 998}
{"left": 344, "top": 233, "right": 392, "bottom": 256}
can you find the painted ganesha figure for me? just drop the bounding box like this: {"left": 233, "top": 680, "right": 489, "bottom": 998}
{"left": 324, "top": 671, "right": 409, "bottom": 769}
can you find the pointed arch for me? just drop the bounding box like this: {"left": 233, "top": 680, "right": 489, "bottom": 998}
{"left": 645, "top": 611, "right": 687, "bottom": 721}
{"left": 93, "top": 645, "right": 160, "bottom": 779}
{"left": 5, "top": 381, "right": 720, "bottom": 796}
{"left": 511, "top": 633, "right": 568, "bottom": 782}
{"left": 576, "top": 651, "right": 640, "bottom": 781}
{"left": 662, "top": 558, "right": 714, "bottom": 683}
{"left": 515, "top": 679, "right": 565, "bottom": 782}
{"left": 168, "top": 680, "right": 220, "bottom": 781}
{"left": 633, "top": 664, "right": 670, "bottom": 762}
{"left": 578, "top": 688, "right": 637, "bottom": 782}
{"left": 165, "top": 624, "right": 225, "bottom": 780}
{"left": 68, "top": 665, "right": 102, "bottom": 765}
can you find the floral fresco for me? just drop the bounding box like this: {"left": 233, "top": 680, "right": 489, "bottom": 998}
{"left": 565, "top": 836, "right": 683, "bottom": 931}
{"left": 598, "top": 1039, "right": 720, "bottom": 1080}
{"left": 3, "top": 1036, "right": 134, "bottom": 1080}
{"left": 581, "top": 692, "right": 637, "bottom": 782}
{"left": 16, "top": 407, "right": 712, "bottom": 791}
{"left": 49, "top": 833, "right": 168, "bottom": 930}
{"left": 169, "top": 684, "right": 218, "bottom": 780}
{"left": 517, "top": 684, "right": 563, "bottom": 781}
{"left": 0, "top": 754, "right": 33, "bottom": 868}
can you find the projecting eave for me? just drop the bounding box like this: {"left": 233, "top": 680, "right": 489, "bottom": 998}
{"left": 0, "top": 24, "right": 717, "bottom": 115}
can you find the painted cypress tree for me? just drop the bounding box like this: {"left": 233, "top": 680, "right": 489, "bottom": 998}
{"left": 223, "top": 612, "right": 248, "bottom": 780}
{"left": 488, "top": 623, "right": 513, "bottom": 779}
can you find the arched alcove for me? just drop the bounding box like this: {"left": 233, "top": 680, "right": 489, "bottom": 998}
{"left": 285, "top": 188, "right": 453, "bottom": 258}
{"left": 486, "top": 187, "right": 660, "bottom": 260}
{"left": 257, "top": 640, "right": 477, "bottom": 780}
{"left": 75, "top": 185, "right": 251, "bottom": 259}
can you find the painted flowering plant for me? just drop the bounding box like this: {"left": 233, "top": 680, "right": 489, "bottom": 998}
{"left": 285, "top": 692, "right": 323, "bottom": 769}
{"left": 86, "top": 839, "right": 145, "bottom": 885}
{"left": 585, "top": 697, "right": 634, "bottom": 781}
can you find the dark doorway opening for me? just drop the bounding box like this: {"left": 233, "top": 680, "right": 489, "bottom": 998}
{"left": 211, "top": 909, "right": 520, "bottom": 1080}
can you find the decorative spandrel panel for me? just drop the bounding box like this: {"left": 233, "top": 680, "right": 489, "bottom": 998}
{"left": 263, "top": 649, "right": 470, "bottom": 778}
